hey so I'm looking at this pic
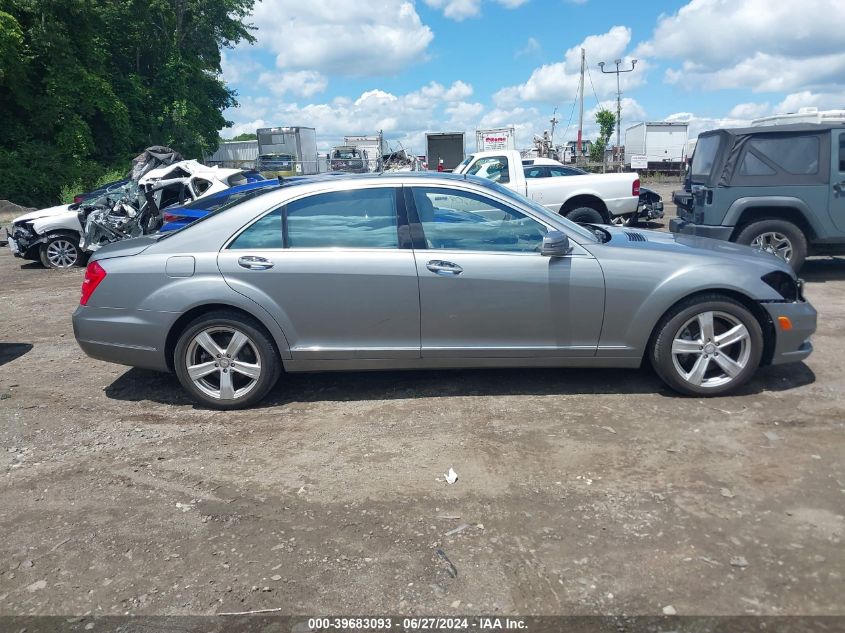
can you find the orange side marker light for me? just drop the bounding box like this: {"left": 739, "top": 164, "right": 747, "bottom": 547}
{"left": 778, "top": 316, "right": 793, "bottom": 331}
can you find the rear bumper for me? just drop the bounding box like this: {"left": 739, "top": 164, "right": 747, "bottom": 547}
{"left": 762, "top": 301, "right": 817, "bottom": 365}
{"left": 72, "top": 305, "right": 174, "bottom": 372}
{"left": 669, "top": 217, "right": 734, "bottom": 241}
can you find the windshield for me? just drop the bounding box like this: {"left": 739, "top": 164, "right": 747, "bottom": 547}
{"left": 690, "top": 134, "right": 721, "bottom": 182}
{"left": 333, "top": 149, "right": 361, "bottom": 159}
{"left": 474, "top": 178, "right": 599, "bottom": 243}
{"left": 453, "top": 155, "right": 474, "bottom": 174}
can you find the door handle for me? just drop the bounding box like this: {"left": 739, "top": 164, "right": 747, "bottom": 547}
{"left": 834, "top": 181, "right": 845, "bottom": 195}
{"left": 426, "top": 260, "right": 463, "bottom": 276}
{"left": 238, "top": 256, "right": 274, "bottom": 270}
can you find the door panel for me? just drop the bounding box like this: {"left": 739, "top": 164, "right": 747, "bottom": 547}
{"left": 409, "top": 186, "right": 605, "bottom": 358}
{"left": 218, "top": 186, "right": 421, "bottom": 360}
{"left": 416, "top": 251, "right": 604, "bottom": 357}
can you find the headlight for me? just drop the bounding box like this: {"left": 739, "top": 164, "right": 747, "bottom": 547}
{"left": 761, "top": 271, "right": 799, "bottom": 302}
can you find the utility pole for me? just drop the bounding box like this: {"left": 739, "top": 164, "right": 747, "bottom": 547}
{"left": 598, "top": 57, "right": 637, "bottom": 170}
{"left": 576, "top": 48, "right": 585, "bottom": 162}
{"left": 549, "top": 108, "right": 559, "bottom": 158}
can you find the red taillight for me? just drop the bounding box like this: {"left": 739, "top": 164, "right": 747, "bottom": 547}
{"left": 80, "top": 261, "right": 107, "bottom": 306}
{"left": 73, "top": 195, "right": 84, "bottom": 204}
{"left": 162, "top": 212, "right": 179, "bottom": 223}
{"left": 632, "top": 178, "right": 641, "bottom": 196}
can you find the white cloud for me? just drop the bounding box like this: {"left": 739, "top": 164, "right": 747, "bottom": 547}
{"left": 494, "top": 26, "right": 644, "bottom": 107}
{"left": 727, "top": 101, "right": 771, "bottom": 120}
{"left": 250, "top": 1, "right": 433, "bottom": 75}
{"left": 225, "top": 80, "right": 481, "bottom": 154}
{"left": 638, "top": 0, "right": 845, "bottom": 93}
{"left": 258, "top": 70, "right": 328, "bottom": 98}
{"left": 424, "top": 0, "right": 529, "bottom": 21}
{"left": 515, "top": 36, "right": 542, "bottom": 58}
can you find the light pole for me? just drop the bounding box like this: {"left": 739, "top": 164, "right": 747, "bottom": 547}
{"left": 598, "top": 58, "right": 637, "bottom": 169}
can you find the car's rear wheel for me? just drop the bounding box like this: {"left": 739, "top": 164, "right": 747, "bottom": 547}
{"left": 40, "top": 234, "right": 82, "bottom": 269}
{"left": 650, "top": 295, "right": 763, "bottom": 396}
{"left": 565, "top": 206, "right": 604, "bottom": 224}
{"left": 174, "top": 311, "right": 280, "bottom": 409}
{"left": 736, "top": 219, "right": 807, "bottom": 271}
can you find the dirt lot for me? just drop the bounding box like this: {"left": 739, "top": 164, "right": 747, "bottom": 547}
{"left": 0, "top": 214, "right": 843, "bottom": 618}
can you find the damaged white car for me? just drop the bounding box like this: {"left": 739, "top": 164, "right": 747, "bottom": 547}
{"left": 6, "top": 158, "right": 259, "bottom": 268}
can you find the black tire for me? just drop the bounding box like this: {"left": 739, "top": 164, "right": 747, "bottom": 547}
{"left": 650, "top": 294, "right": 764, "bottom": 397}
{"left": 39, "top": 233, "right": 83, "bottom": 269}
{"left": 565, "top": 206, "right": 604, "bottom": 224}
{"left": 174, "top": 310, "right": 281, "bottom": 410}
{"left": 735, "top": 219, "right": 807, "bottom": 271}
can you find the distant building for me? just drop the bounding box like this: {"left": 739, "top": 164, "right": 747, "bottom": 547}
{"left": 204, "top": 140, "right": 259, "bottom": 168}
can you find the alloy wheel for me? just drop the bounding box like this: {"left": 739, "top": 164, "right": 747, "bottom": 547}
{"left": 750, "top": 231, "right": 793, "bottom": 262}
{"left": 670, "top": 311, "right": 751, "bottom": 389}
{"left": 46, "top": 239, "right": 79, "bottom": 268}
{"left": 184, "top": 326, "right": 263, "bottom": 401}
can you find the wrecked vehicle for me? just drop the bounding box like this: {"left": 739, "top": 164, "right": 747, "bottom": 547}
{"left": 79, "top": 160, "right": 262, "bottom": 253}
{"left": 6, "top": 149, "right": 262, "bottom": 268}
{"left": 329, "top": 146, "right": 369, "bottom": 173}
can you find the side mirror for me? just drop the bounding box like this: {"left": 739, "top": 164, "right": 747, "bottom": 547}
{"left": 541, "top": 230, "right": 572, "bottom": 257}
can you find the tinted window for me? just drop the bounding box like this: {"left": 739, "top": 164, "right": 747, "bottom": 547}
{"left": 286, "top": 188, "right": 398, "bottom": 249}
{"left": 524, "top": 166, "right": 547, "bottom": 178}
{"left": 839, "top": 135, "right": 845, "bottom": 172}
{"left": 691, "top": 134, "right": 721, "bottom": 180}
{"left": 412, "top": 187, "right": 547, "bottom": 253}
{"left": 465, "top": 156, "right": 510, "bottom": 184}
{"left": 230, "top": 208, "right": 283, "bottom": 249}
{"left": 548, "top": 166, "right": 584, "bottom": 177}
{"left": 749, "top": 136, "right": 819, "bottom": 175}
{"left": 739, "top": 151, "right": 776, "bottom": 176}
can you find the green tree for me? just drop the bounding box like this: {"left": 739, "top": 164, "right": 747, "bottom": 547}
{"left": 227, "top": 132, "right": 257, "bottom": 141}
{"left": 589, "top": 108, "right": 616, "bottom": 163}
{"left": 0, "top": 0, "right": 255, "bottom": 207}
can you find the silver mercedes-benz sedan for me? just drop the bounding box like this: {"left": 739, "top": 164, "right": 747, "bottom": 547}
{"left": 72, "top": 173, "right": 816, "bottom": 409}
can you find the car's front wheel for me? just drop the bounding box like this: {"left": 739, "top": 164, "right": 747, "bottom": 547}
{"left": 174, "top": 311, "right": 281, "bottom": 409}
{"left": 650, "top": 295, "right": 763, "bottom": 396}
{"left": 40, "top": 233, "right": 83, "bottom": 269}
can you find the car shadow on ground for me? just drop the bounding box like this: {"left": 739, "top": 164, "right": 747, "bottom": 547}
{"left": 800, "top": 256, "right": 845, "bottom": 282}
{"left": 0, "top": 342, "right": 33, "bottom": 367}
{"left": 104, "top": 361, "right": 815, "bottom": 409}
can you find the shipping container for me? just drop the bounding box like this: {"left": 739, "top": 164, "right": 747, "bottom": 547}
{"left": 475, "top": 127, "right": 516, "bottom": 152}
{"left": 204, "top": 140, "right": 259, "bottom": 169}
{"left": 425, "top": 132, "right": 465, "bottom": 171}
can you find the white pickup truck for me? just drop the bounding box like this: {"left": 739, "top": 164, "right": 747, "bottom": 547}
{"left": 453, "top": 150, "right": 640, "bottom": 224}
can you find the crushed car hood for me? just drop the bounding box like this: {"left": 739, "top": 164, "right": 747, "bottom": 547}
{"left": 13, "top": 204, "right": 73, "bottom": 224}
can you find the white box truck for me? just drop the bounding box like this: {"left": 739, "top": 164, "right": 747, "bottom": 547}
{"left": 624, "top": 122, "right": 688, "bottom": 169}
{"left": 256, "top": 126, "right": 319, "bottom": 177}
{"left": 342, "top": 134, "right": 389, "bottom": 172}
{"left": 475, "top": 127, "right": 516, "bottom": 152}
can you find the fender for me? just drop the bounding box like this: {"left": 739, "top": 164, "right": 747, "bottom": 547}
{"left": 31, "top": 210, "right": 83, "bottom": 237}
{"left": 723, "top": 196, "right": 823, "bottom": 235}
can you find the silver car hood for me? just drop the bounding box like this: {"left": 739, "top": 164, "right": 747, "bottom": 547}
{"left": 598, "top": 225, "right": 787, "bottom": 266}
{"left": 12, "top": 204, "right": 73, "bottom": 224}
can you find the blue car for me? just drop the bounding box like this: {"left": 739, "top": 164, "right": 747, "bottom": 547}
{"left": 160, "top": 180, "right": 279, "bottom": 232}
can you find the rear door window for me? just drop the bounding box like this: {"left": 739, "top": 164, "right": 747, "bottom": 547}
{"left": 285, "top": 188, "right": 399, "bottom": 249}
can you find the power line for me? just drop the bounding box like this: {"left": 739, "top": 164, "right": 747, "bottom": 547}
{"left": 585, "top": 61, "right": 602, "bottom": 109}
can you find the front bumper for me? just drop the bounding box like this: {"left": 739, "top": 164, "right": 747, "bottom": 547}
{"left": 5, "top": 227, "right": 38, "bottom": 259}
{"left": 637, "top": 200, "right": 664, "bottom": 221}
{"left": 669, "top": 216, "right": 734, "bottom": 242}
{"left": 762, "top": 300, "right": 816, "bottom": 365}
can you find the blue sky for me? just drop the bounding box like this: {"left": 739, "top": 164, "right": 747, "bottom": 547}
{"left": 220, "top": 0, "right": 845, "bottom": 153}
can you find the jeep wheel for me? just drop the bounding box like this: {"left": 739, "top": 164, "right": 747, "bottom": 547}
{"left": 736, "top": 219, "right": 807, "bottom": 271}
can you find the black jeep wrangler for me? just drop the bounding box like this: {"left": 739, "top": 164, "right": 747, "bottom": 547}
{"left": 671, "top": 123, "right": 845, "bottom": 270}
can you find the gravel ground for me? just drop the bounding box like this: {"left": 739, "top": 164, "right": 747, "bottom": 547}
{"left": 0, "top": 211, "right": 843, "bottom": 617}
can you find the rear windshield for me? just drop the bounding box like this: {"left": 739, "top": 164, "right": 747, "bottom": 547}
{"left": 690, "top": 134, "right": 721, "bottom": 181}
